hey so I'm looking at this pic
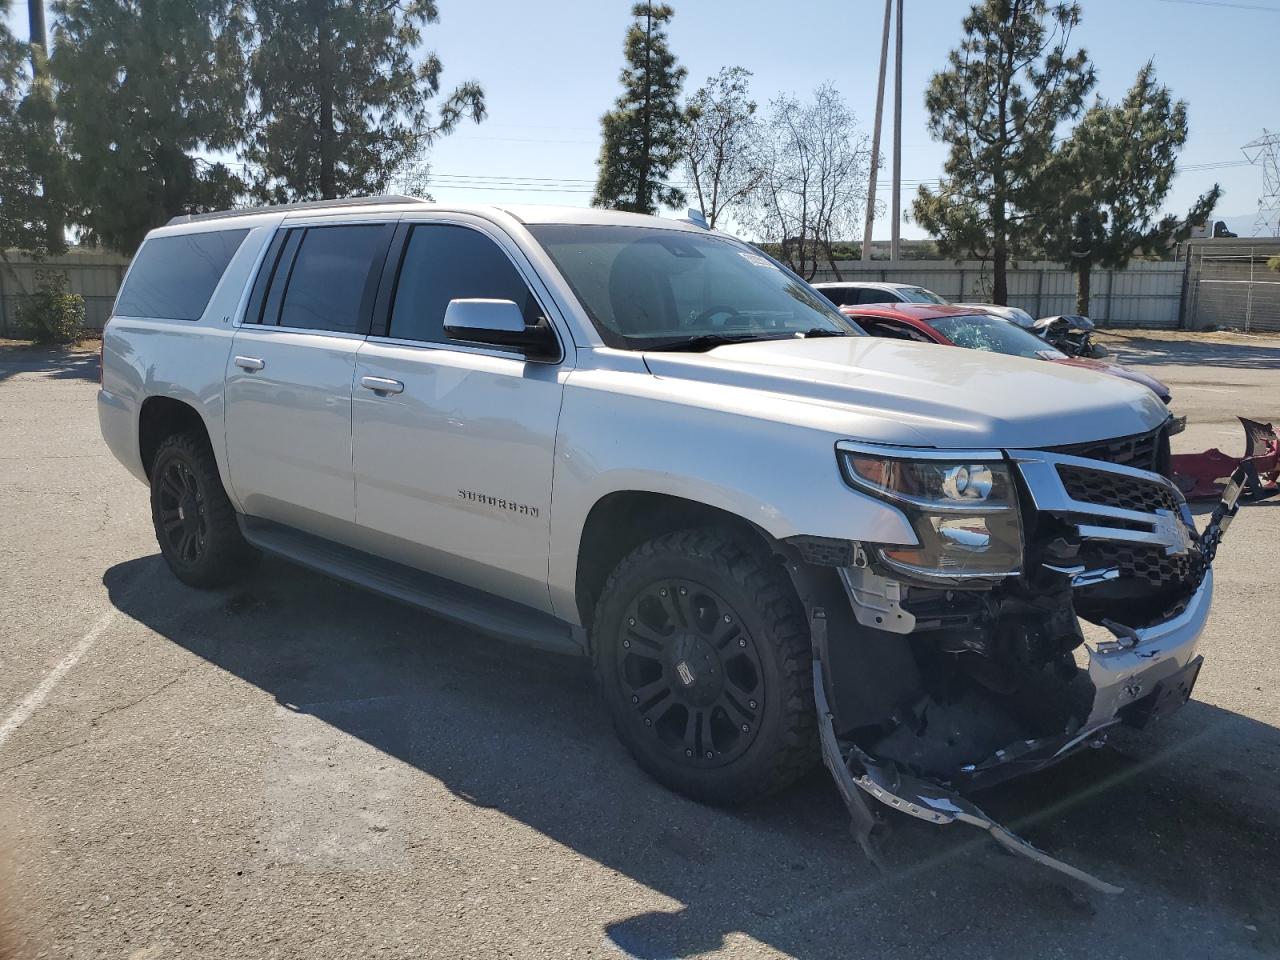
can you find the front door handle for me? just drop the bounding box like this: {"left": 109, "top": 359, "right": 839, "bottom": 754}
{"left": 234, "top": 355, "right": 265, "bottom": 372}
{"left": 360, "top": 376, "right": 404, "bottom": 395}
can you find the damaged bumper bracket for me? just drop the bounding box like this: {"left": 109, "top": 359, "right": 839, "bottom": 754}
{"left": 811, "top": 609, "right": 1124, "bottom": 895}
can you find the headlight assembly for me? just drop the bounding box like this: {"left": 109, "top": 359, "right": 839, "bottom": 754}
{"left": 838, "top": 445, "right": 1023, "bottom": 580}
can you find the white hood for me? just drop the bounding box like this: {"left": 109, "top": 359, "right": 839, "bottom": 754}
{"left": 642, "top": 336, "right": 1168, "bottom": 450}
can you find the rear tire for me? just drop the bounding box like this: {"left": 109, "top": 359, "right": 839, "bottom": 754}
{"left": 150, "top": 433, "right": 258, "bottom": 588}
{"left": 593, "top": 527, "right": 818, "bottom": 804}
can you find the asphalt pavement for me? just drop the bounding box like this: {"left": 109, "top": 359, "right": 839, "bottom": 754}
{"left": 1, "top": 333, "right": 1277, "bottom": 959}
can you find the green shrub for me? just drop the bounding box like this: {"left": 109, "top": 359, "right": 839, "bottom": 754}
{"left": 17, "top": 281, "right": 86, "bottom": 345}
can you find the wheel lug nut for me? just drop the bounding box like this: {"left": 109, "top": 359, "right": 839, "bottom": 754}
{"left": 622, "top": 639, "right": 630, "bottom": 648}
{"left": 685, "top": 748, "right": 693, "bottom": 757}
{"left": 628, "top": 617, "right": 635, "bottom": 626}
{"left": 631, "top": 695, "right": 639, "bottom": 704}
{"left": 660, "top": 588, "right": 667, "bottom": 597}
{"left": 704, "top": 751, "right": 713, "bottom": 759}
{"left": 679, "top": 586, "right": 687, "bottom": 595}
{"left": 723, "top": 615, "right": 731, "bottom": 623}
{"left": 749, "top": 700, "right": 757, "bottom": 709}
{"left": 740, "top": 723, "right": 750, "bottom": 733}
{"left": 644, "top": 718, "right": 652, "bottom": 726}
{"left": 738, "top": 638, "right": 747, "bottom": 647}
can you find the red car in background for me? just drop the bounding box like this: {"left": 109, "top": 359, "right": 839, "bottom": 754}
{"left": 842, "top": 303, "right": 1173, "bottom": 404}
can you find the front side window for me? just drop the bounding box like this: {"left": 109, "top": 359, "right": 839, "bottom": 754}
{"left": 277, "top": 225, "right": 386, "bottom": 333}
{"left": 115, "top": 228, "right": 249, "bottom": 321}
{"left": 388, "top": 224, "right": 541, "bottom": 345}
{"left": 528, "top": 224, "right": 860, "bottom": 350}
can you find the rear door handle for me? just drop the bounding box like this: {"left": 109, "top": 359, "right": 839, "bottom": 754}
{"left": 233, "top": 355, "right": 265, "bottom": 372}
{"left": 360, "top": 376, "right": 404, "bottom": 395}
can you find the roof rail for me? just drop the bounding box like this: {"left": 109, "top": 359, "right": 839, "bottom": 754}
{"left": 166, "top": 194, "right": 426, "bottom": 226}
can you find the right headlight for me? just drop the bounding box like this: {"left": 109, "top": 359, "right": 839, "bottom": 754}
{"left": 838, "top": 446, "right": 1024, "bottom": 580}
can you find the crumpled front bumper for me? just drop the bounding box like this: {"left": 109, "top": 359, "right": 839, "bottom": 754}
{"left": 812, "top": 451, "right": 1245, "bottom": 893}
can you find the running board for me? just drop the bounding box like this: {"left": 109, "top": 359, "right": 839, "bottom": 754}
{"left": 237, "top": 516, "right": 583, "bottom": 657}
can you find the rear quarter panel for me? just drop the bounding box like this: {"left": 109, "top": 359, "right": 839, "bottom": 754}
{"left": 99, "top": 224, "right": 277, "bottom": 498}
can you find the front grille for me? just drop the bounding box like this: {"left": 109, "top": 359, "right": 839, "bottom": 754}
{"left": 1049, "top": 426, "right": 1165, "bottom": 473}
{"left": 1057, "top": 464, "right": 1182, "bottom": 515}
{"left": 1087, "top": 542, "right": 1202, "bottom": 588}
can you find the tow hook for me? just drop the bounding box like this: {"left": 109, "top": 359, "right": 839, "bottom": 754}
{"left": 810, "top": 609, "right": 1123, "bottom": 895}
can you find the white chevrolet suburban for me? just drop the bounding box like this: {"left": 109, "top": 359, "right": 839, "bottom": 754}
{"left": 99, "top": 196, "right": 1241, "bottom": 888}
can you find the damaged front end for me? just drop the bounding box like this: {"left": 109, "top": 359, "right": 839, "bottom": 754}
{"left": 787, "top": 423, "right": 1245, "bottom": 892}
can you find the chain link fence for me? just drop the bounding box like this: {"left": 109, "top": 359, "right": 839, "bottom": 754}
{"left": 1184, "top": 242, "right": 1280, "bottom": 332}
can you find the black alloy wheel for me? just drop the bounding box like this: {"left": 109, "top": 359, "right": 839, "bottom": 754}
{"left": 617, "top": 577, "right": 764, "bottom": 768}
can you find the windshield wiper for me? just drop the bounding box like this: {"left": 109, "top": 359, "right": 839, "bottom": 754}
{"left": 645, "top": 333, "right": 773, "bottom": 352}
{"left": 796, "top": 328, "right": 849, "bottom": 338}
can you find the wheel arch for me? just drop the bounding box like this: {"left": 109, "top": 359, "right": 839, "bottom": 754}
{"left": 138, "top": 395, "right": 214, "bottom": 481}
{"left": 573, "top": 490, "right": 779, "bottom": 634}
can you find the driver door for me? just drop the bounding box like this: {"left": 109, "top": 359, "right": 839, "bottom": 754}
{"left": 349, "top": 219, "right": 570, "bottom": 613}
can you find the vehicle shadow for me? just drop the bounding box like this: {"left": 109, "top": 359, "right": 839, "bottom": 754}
{"left": 1103, "top": 337, "right": 1280, "bottom": 371}
{"left": 0, "top": 343, "right": 100, "bottom": 384}
{"left": 102, "top": 555, "right": 1280, "bottom": 959}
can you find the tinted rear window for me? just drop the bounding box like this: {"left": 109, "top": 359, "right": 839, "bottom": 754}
{"left": 115, "top": 229, "right": 250, "bottom": 320}
{"left": 278, "top": 225, "right": 386, "bottom": 334}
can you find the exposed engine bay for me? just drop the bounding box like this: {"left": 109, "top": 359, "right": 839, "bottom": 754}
{"left": 785, "top": 422, "right": 1246, "bottom": 892}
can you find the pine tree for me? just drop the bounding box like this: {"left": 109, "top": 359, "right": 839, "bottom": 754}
{"left": 0, "top": 0, "right": 63, "bottom": 255}
{"left": 51, "top": 0, "right": 249, "bottom": 254}
{"left": 913, "top": 0, "right": 1094, "bottom": 304}
{"left": 1038, "top": 64, "right": 1220, "bottom": 315}
{"left": 593, "top": 2, "right": 686, "bottom": 214}
{"left": 246, "top": 0, "right": 484, "bottom": 203}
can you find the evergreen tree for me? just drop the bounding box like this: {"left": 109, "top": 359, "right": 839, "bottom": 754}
{"left": 51, "top": 0, "right": 249, "bottom": 254}
{"left": 1038, "top": 64, "right": 1219, "bottom": 314}
{"left": 246, "top": 0, "right": 484, "bottom": 202}
{"left": 0, "top": 0, "right": 63, "bottom": 255}
{"left": 913, "top": 0, "right": 1094, "bottom": 304}
{"left": 593, "top": 2, "right": 686, "bottom": 214}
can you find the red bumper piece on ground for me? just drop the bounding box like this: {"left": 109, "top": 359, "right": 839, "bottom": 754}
{"left": 1172, "top": 417, "right": 1280, "bottom": 500}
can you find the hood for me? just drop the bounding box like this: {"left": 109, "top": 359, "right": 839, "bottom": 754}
{"left": 953, "top": 303, "right": 1036, "bottom": 328}
{"left": 1053, "top": 357, "right": 1172, "bottom": 403}
{"left": 642, "top": 337, "right": 1169, "bottom": 450}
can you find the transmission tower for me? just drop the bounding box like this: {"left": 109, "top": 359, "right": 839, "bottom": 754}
{"left": 1242, "top": 129, "right": 1280, "bottom": 237}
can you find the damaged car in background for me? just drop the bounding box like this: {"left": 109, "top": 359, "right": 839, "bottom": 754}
{"left": 99, "top": 200, "right": 1245, "bottom": 896}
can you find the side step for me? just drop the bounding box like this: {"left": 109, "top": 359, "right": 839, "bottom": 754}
{"left": 238, "top": 516, "right": 583, "bottom": 657}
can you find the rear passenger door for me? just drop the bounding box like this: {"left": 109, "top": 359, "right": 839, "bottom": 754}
{"left": 224, "top": 221, "right": 394, "bottom": 539}
{"left": 349, "top": 219, "right": 569, "bottom": 613}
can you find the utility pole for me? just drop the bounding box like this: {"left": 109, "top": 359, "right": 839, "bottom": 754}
{"left": 861, "top": 0, "right": 893, "bottom": 263}
{"left": 890, "top": 0, "right": 903, "bottom": 262}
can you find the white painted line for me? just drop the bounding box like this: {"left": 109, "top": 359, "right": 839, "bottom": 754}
{"left": 0, "top": 607, "right": 117, "bottom": 750}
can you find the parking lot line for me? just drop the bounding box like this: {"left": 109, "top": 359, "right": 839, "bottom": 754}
{"left": 0, "top": 607, "right": 117, "bottom": 750}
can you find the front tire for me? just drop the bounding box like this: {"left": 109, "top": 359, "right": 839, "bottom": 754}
{"left": 593, "top": 528, "right": 818, "bottom": 804}
{"left": 150, "top": 433, "right": 258, "bottom": 588}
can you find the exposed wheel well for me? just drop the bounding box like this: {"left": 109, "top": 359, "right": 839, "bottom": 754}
{"left": 575, "top": 491, "right": 775, "bottom": 630}
{"left": 138, "top": 397, "right": 210, "bottom": 480}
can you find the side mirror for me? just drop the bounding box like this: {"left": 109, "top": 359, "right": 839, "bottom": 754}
{"left": 442, "top": 298, "right": 559, "bottom": 361}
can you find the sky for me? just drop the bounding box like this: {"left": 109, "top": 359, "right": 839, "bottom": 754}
{"left": 7, "top": 0, "right": 1278, "bottom": 239}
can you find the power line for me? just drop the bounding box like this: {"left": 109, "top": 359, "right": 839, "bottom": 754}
{"left": 1153, "top": 0, "right": 1280, "bottom": 11}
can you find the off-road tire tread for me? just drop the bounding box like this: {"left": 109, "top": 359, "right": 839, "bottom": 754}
{"left": 593, "top": 527, "right": 818, "bottom": 803}
{"left": 150, "top": 432, "right": 258, "bottom": 588}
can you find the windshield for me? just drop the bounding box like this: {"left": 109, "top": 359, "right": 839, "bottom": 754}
{"left": 528, "top": 224, "right": 861, "bottom": 350}
{"left": 899, "top": 286, "right": 948, "bottom": 304}
{"left": 925, "top": 313, "right": 1066, "bottom": 360}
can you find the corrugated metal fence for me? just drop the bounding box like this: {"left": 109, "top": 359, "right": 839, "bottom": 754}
{"left": 0, "top": 249, "right": 129, "bottom": 336}
{"left": 0, "top": 248, "right": 1232, "bottom": 336}
{"left": 810, "top": 259, "right": 1186, "bottom": 327}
